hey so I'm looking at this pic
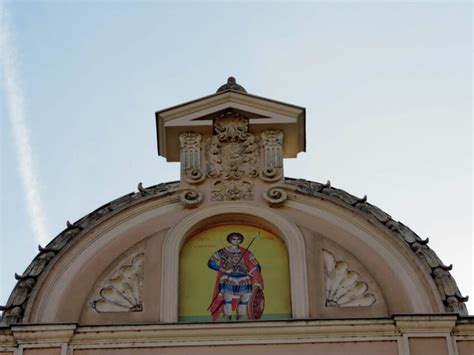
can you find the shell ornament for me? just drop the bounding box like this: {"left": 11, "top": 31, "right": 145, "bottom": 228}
{"left": 323, "top": 249, "right": 376, "bottom": 307}
{"left": 92, "top": 253, "right": 145, "bottom": 312}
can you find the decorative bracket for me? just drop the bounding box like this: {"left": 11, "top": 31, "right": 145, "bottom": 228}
{"left": 260, "top": 130, "right": 283, "bottom": 182}
{"left": 263, "top": 186, "right": 288, "bottom": 207}
{"left": 180, "top": 132, "right": 205, "bottom": 184}
{"left": 179, "top": 189, "right": 204, "bottom": 208}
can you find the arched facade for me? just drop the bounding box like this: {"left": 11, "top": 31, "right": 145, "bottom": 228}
{"left": 0, "top": 79, "right": 471, "bottom": 355}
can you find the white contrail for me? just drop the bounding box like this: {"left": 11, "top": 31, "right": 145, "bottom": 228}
{"left": 0, "top": 4, "right": 50, "bottom": 246}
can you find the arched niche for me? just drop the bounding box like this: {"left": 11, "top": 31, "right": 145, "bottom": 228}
{"left": 179, "top": 224, "right": 291, "bottom": 322}
{"left": 160, "top": 202, "right": 309, "bottom": 322}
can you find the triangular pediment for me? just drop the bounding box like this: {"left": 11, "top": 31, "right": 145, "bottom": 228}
{"left": 156, "top": 90, "right": 306, "bottom": 162}
{"left": 190, "top": 108, "right": 270, "bottom": 121}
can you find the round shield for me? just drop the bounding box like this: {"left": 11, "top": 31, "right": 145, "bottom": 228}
{"left": 247, "top": 286, "right": 265, "bottom": 320}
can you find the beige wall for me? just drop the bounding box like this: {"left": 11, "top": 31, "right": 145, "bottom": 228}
{"left": 24, "top": 349, "right": 61, "bottom": 355}
{"left": 457, "top": 341, "right": 474, "bottom": 355}
{"left": 409, "top": 338, "right": 448, "bottom": 355}
{"left": 74, "top": 341, "right": 398, "bottom": 355}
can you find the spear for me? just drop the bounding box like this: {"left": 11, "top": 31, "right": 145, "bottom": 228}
{"left": 207, "top": 231, "right": 261, "bottom": 313}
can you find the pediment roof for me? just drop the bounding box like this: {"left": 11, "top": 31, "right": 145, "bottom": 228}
{"left": 155, "top": 89, "right": 306, "bottom": 161}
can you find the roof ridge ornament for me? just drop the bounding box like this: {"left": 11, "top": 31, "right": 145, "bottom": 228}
{"left": 216, "top": 76, "right": 247, "bottom": 93}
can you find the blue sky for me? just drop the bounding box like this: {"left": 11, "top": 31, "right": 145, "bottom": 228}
{"left": 1, "top": 1, "right": 472, "bottom": 312}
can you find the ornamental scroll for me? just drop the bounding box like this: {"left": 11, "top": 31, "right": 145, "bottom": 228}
{"left": 260, "top": 130, "right": 283, "bottom": 182}
{"left": 179, "top": 132, "right": 205, "bottom": 184}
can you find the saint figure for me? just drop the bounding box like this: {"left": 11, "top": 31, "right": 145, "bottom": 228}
{"left": 207, "top": 232, "right": 263, "bottom": 321}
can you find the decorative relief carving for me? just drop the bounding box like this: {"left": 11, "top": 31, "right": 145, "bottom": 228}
{"left": 92, "top": 253, "right": 144, "bottom": 313}
{"left": 211, "top": 180, "right": 254, "bottom": 201}
{"left": 179, "top": 132, "right": 204, "bottom": 184}
{"left": 179, "top": 189, "right": 203, "bottom": 208}
{"left": 215, "top": 115, "right": 249, "bottom": 142}
{"left": 206, "top": 115, "right": 259, "bottom": 180}
{"left": 263, "top": 186, "right": 288, "bottom": 207}
{"left": 322, "top": 249, "right": 376, "bottom": 307}
{"left": 206, "top": 112, "right": 260, "bottom": 200}
{"left": 206, "top": 135, "right": 222, "bottom": 179}
{"left": 260, "top": 130, "right": 283, "bottom": 182}
{"left": 201, "top": 114, "right": 285, "bottom": 200}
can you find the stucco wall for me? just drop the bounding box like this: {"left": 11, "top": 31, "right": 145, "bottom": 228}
{"left": 74, "top": 341, "right": 399, "bottom": 355}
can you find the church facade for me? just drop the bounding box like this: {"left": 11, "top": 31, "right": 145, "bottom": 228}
{"left": 1, "top": 78, "right": 472, "bottom": 355}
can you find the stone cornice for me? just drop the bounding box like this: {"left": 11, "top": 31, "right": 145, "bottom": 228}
{"left": 11, "top": 324, "right": 76, "bottom": 344}
{"left": 393, "top": 315, "right": 457, "bottom": 334}
{"left": 0, "top": 316, "right": 471, "bottom": 349}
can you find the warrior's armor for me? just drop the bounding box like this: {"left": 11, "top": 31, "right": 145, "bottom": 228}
{"left": 208, "top": 245, "right": 263, "bottom": 320}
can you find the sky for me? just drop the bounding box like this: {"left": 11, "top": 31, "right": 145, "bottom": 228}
{"left": 0, "top": 1, "right": 472, "bottom": 313}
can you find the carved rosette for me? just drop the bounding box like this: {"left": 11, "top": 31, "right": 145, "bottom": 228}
{"left": 179, "top": 132, "right": 205, "bottom": 184}
{"left": 260, "top": 130, "right": 283, "bottom": 182}
{"left": 211, "top": 180, "right": 254, "bottom": 201}
{"left": 322, "top": 249, "right": 376, "bottom": 307}
{"left": 263, "top": 186, "right": 288, "bottom": 207}
{"left": 92, "top": 253, "right": 145, "bottom": 313}
{"left": 179, "top": 189, "right": 204, "bottom": 208}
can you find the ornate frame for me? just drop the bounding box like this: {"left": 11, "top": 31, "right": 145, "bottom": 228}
{"left": 160, "top": 202, "right": 309, "bottom": 322}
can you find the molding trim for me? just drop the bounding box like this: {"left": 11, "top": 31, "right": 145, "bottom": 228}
{"left": 11, "top": 324, "right": 76, "bottom": 344}
{"left": 1, "top": 317, "right": 472, "bottom": 350}
{"left": 160, "top": 202, "right": 309, "bottom": 322}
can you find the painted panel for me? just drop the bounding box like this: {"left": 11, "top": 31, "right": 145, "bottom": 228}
{"left": 179, "top": 224, "right": 291, "bottom": 321}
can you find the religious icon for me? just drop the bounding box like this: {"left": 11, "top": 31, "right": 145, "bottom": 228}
{"left": 207, "top": 232, "right": 265, "bottom": 321}
{"left": 178, "top": 224, "right": 290, "bottom": 322}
